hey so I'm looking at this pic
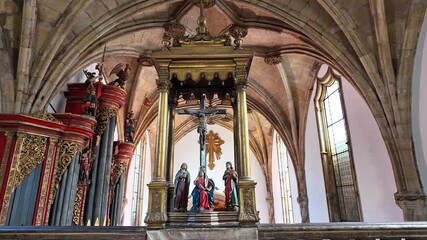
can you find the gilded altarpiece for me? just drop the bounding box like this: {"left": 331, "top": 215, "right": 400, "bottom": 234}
{"left": 145, "top": 2, "right": 259, "bottom": 227}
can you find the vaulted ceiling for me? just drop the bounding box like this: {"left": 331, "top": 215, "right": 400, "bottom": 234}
{"left": 0, "top": 1, "right": 426, "bottom": 188}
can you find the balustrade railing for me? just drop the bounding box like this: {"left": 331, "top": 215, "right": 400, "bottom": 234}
{"left": 1, "top": 222, "right": 427, "bottom": 239}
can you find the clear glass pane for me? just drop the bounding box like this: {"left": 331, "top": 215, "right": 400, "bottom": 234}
{"left": 318, "top": 77, "right": 361, "bottom": 222}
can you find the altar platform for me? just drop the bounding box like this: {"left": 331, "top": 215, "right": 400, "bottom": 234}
{"left": 167, "top": 211, "right": 239, "bottom": 228}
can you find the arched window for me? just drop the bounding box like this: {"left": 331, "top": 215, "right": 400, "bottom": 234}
{"left": 275, "top": 134, "right": 294, "bottom": 223}
{"left": 130, "top": 139, "right": 147, "bottom": 225}
{"left": 314, "top": 67, "right": 362, "bottom": 222}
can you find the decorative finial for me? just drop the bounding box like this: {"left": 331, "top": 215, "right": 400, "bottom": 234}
{"left": 229, "top": 24, "right": 248, "bottom": 49}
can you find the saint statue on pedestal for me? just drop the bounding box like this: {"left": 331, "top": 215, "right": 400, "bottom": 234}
{"left": 174, "top": 163, "right": 191, "bottom": 211}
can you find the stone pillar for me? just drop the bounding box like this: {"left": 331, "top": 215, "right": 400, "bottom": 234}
{"left": 145, "top": 67, "right": 170, "bottom": 228}
{"left": 235, "top": 78, "right": 259, "bottom": 226}
{"left": 395, "top": 193, "right": 427, "bottom": 220}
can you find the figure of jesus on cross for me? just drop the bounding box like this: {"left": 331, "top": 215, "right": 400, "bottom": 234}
{"left": 178, "top": 94, "right": 226, "bottom": 168}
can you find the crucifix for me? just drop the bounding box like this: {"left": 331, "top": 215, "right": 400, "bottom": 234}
{"left": 177, "top": 94, "right": 226, "bottom": 168}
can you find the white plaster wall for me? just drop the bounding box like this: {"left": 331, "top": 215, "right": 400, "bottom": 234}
{"left": 342, "top": 79, "right": 402, "bottom": 221}
{"left": 413, "top": 11, "right": 427, "bottom": 194}
{"left": 250, "top": 150, "right": 269, "bottom": 223}
{"left": 173, "top": 124, "right": 269, "bottom": 222}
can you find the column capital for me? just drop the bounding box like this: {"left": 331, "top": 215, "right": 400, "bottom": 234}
{"left": 235, "top": 80, "right": 248, "bottom": 90}
{"left": 395, "top": 192, "right": 427, "bottom": 220}
{"left": 156, "top": 79, "right": 171, "bottom": 92}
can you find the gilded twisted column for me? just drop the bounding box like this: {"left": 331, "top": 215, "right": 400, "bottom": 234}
{"left": 145, "top": 63, "right": 170, "bottom": 228}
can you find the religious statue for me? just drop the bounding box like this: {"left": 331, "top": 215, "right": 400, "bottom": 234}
{"left": 79, "top": 150, "right": 91, "bottom": 184}
{"left": 174, "top": 163, "right": 191, "bottom": 211}
{"left": 125, "top": 111, "right": 135, "bottom": 142}
{"left": 223, "top": 161, "right": 238, "bottom": 211}
{"left": 191, "top": 167, "right": 215, "bottom": 211}
{"left": 108, "top": 63, "right": 131, "bottom": 88}
{"left": 197, "top": 114, "right": 207, "bottom": 151}
{"left": 83, "top": 72, "right": 98, "bottom": 116}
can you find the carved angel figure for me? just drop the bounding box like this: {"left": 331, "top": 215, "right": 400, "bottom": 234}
{"left": 108, "top": 63, "right": 131, "bottom": 88}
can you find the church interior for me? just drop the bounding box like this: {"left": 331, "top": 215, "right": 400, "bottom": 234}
{"left": 0, "top": 0, "right": 427, "bottom": 239}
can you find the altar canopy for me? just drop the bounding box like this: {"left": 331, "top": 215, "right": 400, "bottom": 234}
{"left": 144, "top": 0, "right": 259, "bottom": 228}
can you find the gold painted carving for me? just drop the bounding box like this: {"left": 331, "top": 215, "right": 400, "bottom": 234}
{"left": 14, "top": 134, "right": 47, "bottom": 188}
{"left": 146, "top": 190, "right": 162, "bottom": 222}
{"left": 35, "top": 138, "right": 58, "bottom": 226}
{"left": 0, "top": 132, "right": 14, "bottom": 224}
{"left": 52, "top": 141, "right": 81, "bottom": 199}
{"left": 72, "top": 187, "right": 84, "bottom": 225}
{"left": 26, "top": 111, "right": 62, "bottom": 123}
{"left": 95, "top": 106, "right": 117, "bottom": 135}
{"left": 36, "top": 137, "right": 58, "bottom": 225}
{"left": 241, "top": 188, "right": 258, "bottom": 221}
{"left": 110, "top": 160, "right": 127, "bottom": 187}
{"left": 0, "top": 132, "right": 13, "bottom": 190}
{"left": 206, "top": 130, "right": 224, "bottom": 170}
